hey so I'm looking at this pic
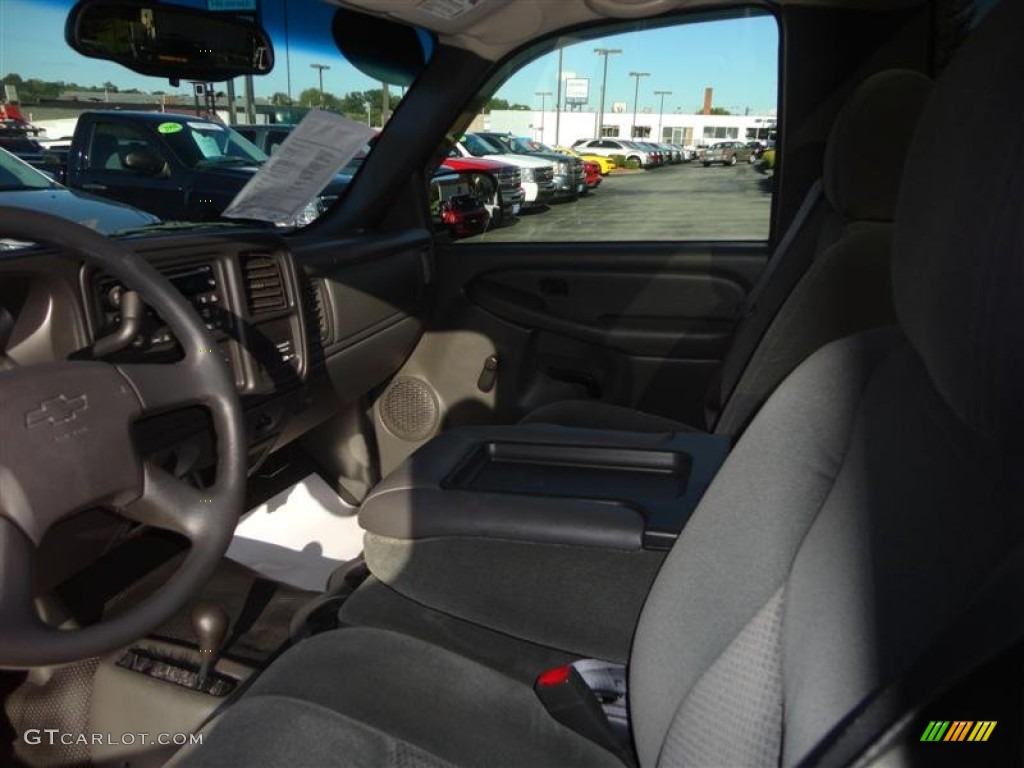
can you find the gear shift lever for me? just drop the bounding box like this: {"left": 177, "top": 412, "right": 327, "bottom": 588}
{"left": 191, "top": 602, "right": 230, "bottom": 688}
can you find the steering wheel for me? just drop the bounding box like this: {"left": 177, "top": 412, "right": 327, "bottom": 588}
{"left": 0, "top": 208, "right": 246, "bottom": 667}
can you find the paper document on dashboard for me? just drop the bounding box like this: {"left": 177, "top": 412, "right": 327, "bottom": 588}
{"left": 222, "top": 109, "right": 374, "bottom": 224}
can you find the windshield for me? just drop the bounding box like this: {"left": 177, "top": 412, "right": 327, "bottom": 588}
{"left": 501, "top": 136, "right": 548, "bottom": 154}
{"left": 0, "top": 147, "right": 53, "bottom": 190}
{"left": 158, "top": 119, "right": 267, "bottom": 168}
{"left": 0, "top": 0, "right": 422, "bottom": 234}
{"left": 463, "top": 133, "right": 506, "bottom": 156}
{"left": 520, "top": 139, "right": 556, "bottom": 153}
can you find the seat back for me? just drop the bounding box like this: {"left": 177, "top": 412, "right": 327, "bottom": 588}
{"left": 708, "top": 70, "right": 932, "bottom": 436}
{"left": 88, "top": 131, "right": 122, "bottom": 170}
{"left": 630, "top": 3, "right": 1024, "bottom": 766}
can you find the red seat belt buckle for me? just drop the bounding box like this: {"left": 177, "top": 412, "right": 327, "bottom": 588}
{"left": 534, "top": 665, "right": 634, "bottom": 764}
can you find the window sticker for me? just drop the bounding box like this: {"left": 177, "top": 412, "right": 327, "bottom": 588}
{"left": 157, "top": 122, "right": 184, "bottom": 134}
{"left": 223, "top": 109, "right": 374, "bottom": 225}
{"left": 192, "top": 133, "right": 223, "bottom": 158}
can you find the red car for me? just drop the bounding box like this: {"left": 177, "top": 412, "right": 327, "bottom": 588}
{"left": 431, "top": 169, "right": 490, "bottom": 239}
{"left": 441, "top": 154, "right": 524, "bottom": 225}
{"left": 440, "top": 194, "right": 489, "bottom": 238}
{"left": 582, "top": 159, "right": 602, "bottom": 192}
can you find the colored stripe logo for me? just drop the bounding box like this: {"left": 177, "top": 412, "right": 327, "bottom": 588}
{"left": 920, "top": 721, "right": 996, "bottom": 742}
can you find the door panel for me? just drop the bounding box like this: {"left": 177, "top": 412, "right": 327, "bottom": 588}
{"left": 468, "top": 269, "right": 744, "bottom": 358}
{"left": 390, "top": 241, "right": 767, "bottom": 438}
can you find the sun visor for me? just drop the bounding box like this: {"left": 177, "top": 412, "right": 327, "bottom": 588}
{"left": 332, "top": 8, "right": 436, "bottom": 87}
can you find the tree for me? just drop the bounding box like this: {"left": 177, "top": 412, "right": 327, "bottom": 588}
{"left": 298, "top": 87, "right": 339, "bottom": 109}
{"left": 485, "top": 97, "right": 529, "bottom": 111}
{"left": 700, "top": 106, "right": 731, "bottom": 115}
{"left": 270, "top": 92, "right": 293, "bottom": 106}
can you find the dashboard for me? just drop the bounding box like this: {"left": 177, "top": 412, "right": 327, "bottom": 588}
{"left": 0, "top": 227, "right": 432, "bottom": 479}
{"left": 86, "top": 240, "right": 310, "bottom": 395}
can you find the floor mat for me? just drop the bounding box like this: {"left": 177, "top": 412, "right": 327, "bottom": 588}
{"left": 3, "top": 659, "right": 98, "bottom": 768}
{"left": 226, "top": 472, "right": 364, "bottom": 592}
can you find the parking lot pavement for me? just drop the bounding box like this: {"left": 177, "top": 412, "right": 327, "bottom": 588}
{"left": 467, "top": 162, "right": 774, "bottom": 243}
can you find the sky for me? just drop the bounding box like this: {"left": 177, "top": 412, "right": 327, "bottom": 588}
{"left": 0, "top": 0, "right": 777, "bottom": 114}
{"left": 496, "top": 14, "right": 778, "bottom": 115}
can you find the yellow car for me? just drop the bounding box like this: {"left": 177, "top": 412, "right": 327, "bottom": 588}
{"left": 554, "top": 147, "right": 616, "bottom": 175}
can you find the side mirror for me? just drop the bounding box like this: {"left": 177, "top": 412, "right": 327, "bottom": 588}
{"left": 66, "top": 0, "right": 274, "bottom": 82}
{"left": 430, "top": 170, "right": 489, "bottom": 240}
{"left": 41, "top": 152, "right": 69, "bottom": 183}
{"left": 123, "top": 149, "right": 165, "bottom": 176}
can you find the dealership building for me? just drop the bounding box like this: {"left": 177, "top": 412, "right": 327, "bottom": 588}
{"left": 472, "top": 107, "right": 776, "bottom": 149}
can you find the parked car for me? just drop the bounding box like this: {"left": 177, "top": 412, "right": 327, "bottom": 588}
{"left": 573, "top": 138, "right": 656, "bottom": 168}
{"left": 745, "top": 140, "right": 768, "bottom": 160}
{"left": 441, "top": 153, "right": 524, "bottom": 226}
{"left": 477, "top": 134, "right": 584, "bottom": 201}
{"left": 452, "top": 132, "right": 555, "bottom": 209}
{"left": 0, "top": 119, "right": 50, "bottom": 172}
{"left": 655, "top": 143, "right": 683, "bottom": 164}
{"left": 632, "top": 141, "right": 665, "bottom": 166}
{"left": 62, "top": 111, "right": 352, "bottom": 225}
{"left": 699, "top": 140, "right": 755, "bottom": 166}
{"left": 0, "top": 146, "right": 158, "bottom": 247}
{"left": 581, "top": 159, "right": 602, "bottom": 191}
{"left": 553, "top": 146, "right": 616, "bottom": 175}
{"left": 234, "top": 123, "right": 296, "bottom": 156}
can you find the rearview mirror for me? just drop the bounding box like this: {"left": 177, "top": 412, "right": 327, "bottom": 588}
{"left": 66, "top": 0, "right": 274, "bottom": 82}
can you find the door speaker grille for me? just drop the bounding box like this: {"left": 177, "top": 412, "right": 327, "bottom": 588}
{"left": 379, "top": 377, "right": 439, "bottom": 441}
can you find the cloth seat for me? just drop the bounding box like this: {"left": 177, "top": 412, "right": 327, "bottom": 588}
{"left": 174, "top": 627, "right": 622, "bottom": 768}
{"left": 523, "top": 68, "right": 932, "bottom": 438}
{"left": 175, "top": 3, "right": 1024, "bottom": 766}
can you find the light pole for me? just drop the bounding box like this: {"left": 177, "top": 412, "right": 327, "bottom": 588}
{"left": 594, "top": 47, "right": 622, "bottom": 139}
{"left": 554, "top": 46, "right": 563, "bottom": 146}
{"left": 310, "top": 63, "right": 330, "bottom": 106}
{"left": 629, "top": 71, "right": 649, "bottom": 139}
{"left": 654, "top": 89, "right": 672, "bottom": 142}
{"left": 535, "top": 91, "right": 552, "bottom": 142}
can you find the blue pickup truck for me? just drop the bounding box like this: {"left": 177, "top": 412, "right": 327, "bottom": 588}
{"left": 61, "top": 111, "right": 350, "bottom": 226}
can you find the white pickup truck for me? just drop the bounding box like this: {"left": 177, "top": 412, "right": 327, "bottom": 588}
{"left": 453, "top": 133, "right": 555, "bottom": 209}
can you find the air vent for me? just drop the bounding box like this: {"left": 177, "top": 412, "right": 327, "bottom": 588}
{"left": 242, "top": 254, "right": 287, "bottom": 316}
{"left": 302, "top": 275, "right": 333, "bottom": 355}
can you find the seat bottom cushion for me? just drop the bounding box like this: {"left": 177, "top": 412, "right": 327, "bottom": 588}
{"left": 177, "top": 627, "right": 624, "bottom": 768}
{"left": 522, "top": 400, "right": 696, "bottom": 433}
{"left": 178, "top": 696, "right": 458, "bottom": 767}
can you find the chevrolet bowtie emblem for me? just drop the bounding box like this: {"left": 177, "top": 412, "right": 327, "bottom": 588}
{"left": 25, "top": 394, "right": 89, "bottom": 428}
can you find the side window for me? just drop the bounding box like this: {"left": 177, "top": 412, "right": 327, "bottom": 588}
{"left": 453, "top": 10, "right": 778, "bottom": 243}
{"left": 86, "top": 122, "right": 158, "bottom": 171}
{"left": 266, "top": 130, "right": 290, "bottom": 155}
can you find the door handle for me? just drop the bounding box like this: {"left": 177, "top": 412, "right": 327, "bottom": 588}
{"left": 80, "top": 183, "right": 108, "bottom": 191}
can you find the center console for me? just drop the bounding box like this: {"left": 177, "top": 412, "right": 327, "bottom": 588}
{"left": 358, "top": 424, "right": 730, "bottom": 662}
